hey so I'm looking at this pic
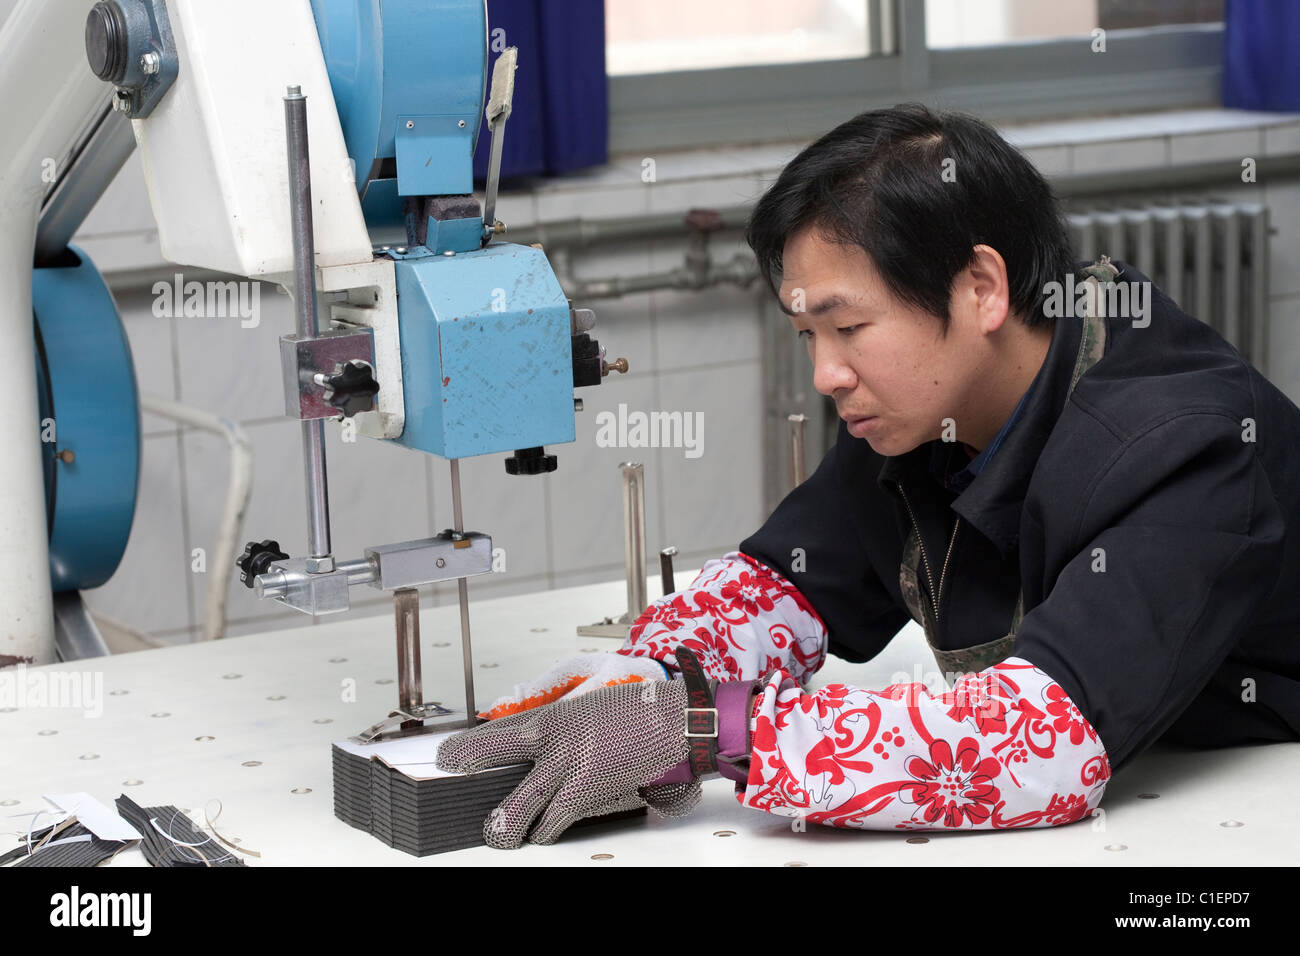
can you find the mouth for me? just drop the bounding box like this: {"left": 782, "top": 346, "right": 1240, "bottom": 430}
{"left": 842, "top": 412, "right": 880, "bottom": 437}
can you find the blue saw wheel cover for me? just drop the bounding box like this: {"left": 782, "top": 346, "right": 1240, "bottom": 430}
{"left": 33, "top": 247, "right": 140, "bottom": 591}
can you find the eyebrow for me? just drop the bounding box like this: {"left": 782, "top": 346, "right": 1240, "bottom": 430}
{"left": 778, "top": 294, "right": 852, "bottom": 318}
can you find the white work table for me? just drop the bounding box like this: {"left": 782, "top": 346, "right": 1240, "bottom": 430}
{"left": 2, "top": 571, "right": 1296, "bottom": 866}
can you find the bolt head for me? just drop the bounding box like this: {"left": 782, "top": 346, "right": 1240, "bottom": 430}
{"left": 140, "top": 51, "right": 160, "bottom": 75}
{"left": 112, "top": 89, "right": 132, "bottom": 112}
{"left": 305, "top": 555, "right": 335, "bottom": 573}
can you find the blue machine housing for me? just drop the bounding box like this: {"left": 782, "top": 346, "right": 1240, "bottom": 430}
{"left": 311, "top": 0, "right": 582, "bottom": 462}
{"left": 310, "top": 0, "right": 487, "bottom": 241}
{"left": 33, "top": 248, "right": 140, "bottom": 591}
{"left": 390, "top": 244, "right": 574, "bottom": 458}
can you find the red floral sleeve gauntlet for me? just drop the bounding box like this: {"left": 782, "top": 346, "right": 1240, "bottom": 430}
{"left": 739, "top": 656, "right": 1111, "bottom": 830}
{"left": 617, "top": 551, "right": 828, "bottom": 683}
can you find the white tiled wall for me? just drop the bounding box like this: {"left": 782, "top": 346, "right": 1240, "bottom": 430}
{"left": 75, "top": 108, "right": 1300, "bottom": 644}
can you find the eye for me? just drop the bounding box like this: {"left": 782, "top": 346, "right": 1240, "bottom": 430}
{"left": 796, "top": 329, "right": 812, "bottom": 341}
{"left": 838, "top": 324, "right": 863, "bottom": 336}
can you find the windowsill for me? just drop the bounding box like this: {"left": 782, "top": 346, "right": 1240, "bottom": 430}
{"left": 81, "top": 107, "right": 1300, "bottom": 282}
{"left": 472, "top": 106, "right": 1300, "bottom": 236}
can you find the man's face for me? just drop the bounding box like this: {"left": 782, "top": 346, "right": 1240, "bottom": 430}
{"left": 778, "top": 225, "right": 991, "bottom": 458}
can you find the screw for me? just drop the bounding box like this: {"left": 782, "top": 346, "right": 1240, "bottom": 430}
{"left": 140, "top": 52, "right": 160, "bottom": 75}
{"left": 113, "top": 90, "right": 131, "bottom": 113}
{"left": 458, "top": 119, "right": 466, "bottom": 128}
{"left": 406, "top": 120, "right": 414, "bottom": 129}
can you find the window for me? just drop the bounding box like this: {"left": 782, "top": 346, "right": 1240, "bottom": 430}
{"left": 927, "top": 0, "right": 1224, "bottom": 47}
{"left": 607, "top": 0, "right": 1226, "bottom": 153}
{"left": 605, "top": 0, "right": 879, "bottom": 75}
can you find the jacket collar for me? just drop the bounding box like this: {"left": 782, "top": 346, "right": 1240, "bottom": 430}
{"left": 876, "top": 302, "right": 1087, "bottom": 558}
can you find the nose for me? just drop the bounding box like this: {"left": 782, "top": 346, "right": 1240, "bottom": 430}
{"left": 809, "top": 337, "right": 857, "bottom": 397}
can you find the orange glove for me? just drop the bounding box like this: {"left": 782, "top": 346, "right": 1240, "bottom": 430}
{"left": 477, "top": 651, "right": 670, "bottom": 721}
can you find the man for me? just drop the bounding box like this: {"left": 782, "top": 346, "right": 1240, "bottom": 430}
{"left": 437, "top": 104, "right": 1300, "bottom": 849}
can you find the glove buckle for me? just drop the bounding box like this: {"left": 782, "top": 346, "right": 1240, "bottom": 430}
{"left": 684, "top": 707, "right": 718, "bottom": 737}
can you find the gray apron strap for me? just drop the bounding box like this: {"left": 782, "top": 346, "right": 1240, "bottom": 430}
{"left": 907, "top": 262, "right": 1111, "bottom": 677}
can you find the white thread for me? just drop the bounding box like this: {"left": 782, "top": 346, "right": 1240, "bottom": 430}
{"left": 149, "top": 809, "right": 237, "bottom": 865}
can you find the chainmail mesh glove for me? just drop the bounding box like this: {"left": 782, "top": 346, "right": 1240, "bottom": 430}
{"left": 436, "top": 678, "right": 700, "bottom": 848}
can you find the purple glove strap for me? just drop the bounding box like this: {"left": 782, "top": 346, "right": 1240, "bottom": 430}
{"left": 648, "top": 680, "right": 754, "bottom": 786}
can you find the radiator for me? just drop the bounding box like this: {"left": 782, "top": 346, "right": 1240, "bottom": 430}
{"left": 1066, "top": 199, "right": 1270, "bottom": 375}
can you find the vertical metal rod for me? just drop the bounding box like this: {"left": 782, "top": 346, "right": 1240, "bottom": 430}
{"left": 620, "top": 462, "right": 647, "bottom": 621}
{"left": 659, "top": 546, "right": 677, "bottom": 597}
{"left": 788, "top": 413, "right": 807, "bottom": 488}
{"left": 483, "top": 117, "right": 506, "bottom": 233}
{"left": 285, "top": 85, "right": 332, "bottom": 563}
{"left": 395, "top": 588, "right": 422, "bottom": 728}
{"left": 450, "top": 459, "right": 476, "bottom": 725}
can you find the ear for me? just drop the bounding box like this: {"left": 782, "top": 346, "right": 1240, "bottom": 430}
{"left": 961, "top": 245, "right": 1012, "bottom": 334}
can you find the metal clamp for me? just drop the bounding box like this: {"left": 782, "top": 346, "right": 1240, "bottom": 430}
{"left": 353, "top": 703, "right": 456, "bottom": 744}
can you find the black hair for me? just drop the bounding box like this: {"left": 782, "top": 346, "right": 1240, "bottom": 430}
{"left": 745, "top": 103, "right": 1073, "bottom": 331}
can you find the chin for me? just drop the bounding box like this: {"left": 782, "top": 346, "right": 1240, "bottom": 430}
{"left": 864, "top": 431, "right": 922, "bottom": 458}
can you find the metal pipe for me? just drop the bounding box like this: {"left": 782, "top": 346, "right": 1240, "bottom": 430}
{"left": 659, "top": 546, "right": 677, "bottom": 597}
{"left": 563, "top": 252, "right": 757, "bottom": 301}
{"left": 450, "top": 458, "right": 476, "bottom": 724}
{"left": 300, "top": 420, "right": 331, "bottom": 562}
{"left": 520, "top": 205, "right": 753, "bottom": 250}
{"left": 788, "top": 413, "right": 808, "bottom": 488}
{"left": 620, "top": 462, "right": 647, "bottom": 622}
{"left": 253, "top": 556, "right": 376, "bottom": 600}
{"left": 284, "top": 85, "right": 332, "bottom": 565}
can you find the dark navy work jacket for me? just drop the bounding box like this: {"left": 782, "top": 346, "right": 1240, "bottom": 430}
{"left": 740, "top": 262, "right": 1300, "bottom": 772}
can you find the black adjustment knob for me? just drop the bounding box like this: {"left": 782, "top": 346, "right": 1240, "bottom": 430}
{"left": 572, "top": 332, "right": 603, "bottom": 388}
{"left": 504, "top": 446, "right": 558, "bottom": 476}
{"left": 85, "top": 2, "right": 129, "bottom": 83}
{"left": 321, "top": 361, "right": 379, "bottom": 418}
{"left": 237, "top": 539, "right": 289, "bottom": 588}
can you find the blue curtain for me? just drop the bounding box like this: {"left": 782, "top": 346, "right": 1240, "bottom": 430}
{"left": 472, "top": 0, "right": 608, "bottom": 180}
{"left": 1223, "top": 0, "right": 1300, "bottom": 110}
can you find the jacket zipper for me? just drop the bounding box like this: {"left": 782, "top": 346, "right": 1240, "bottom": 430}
{"left": 897, "top": 482, "right": 961, "bottom": 625}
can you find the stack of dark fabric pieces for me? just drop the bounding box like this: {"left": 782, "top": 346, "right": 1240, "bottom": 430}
{"left": 331, "top": 737, "right": 529, "bottom": 856}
